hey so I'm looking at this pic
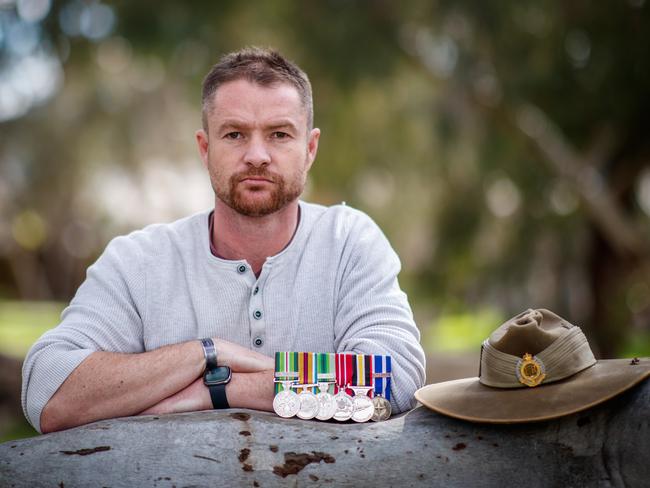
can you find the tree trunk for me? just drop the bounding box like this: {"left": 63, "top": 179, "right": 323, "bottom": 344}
{"left": 2, "top": 380, "right": 649, "bottom": 487}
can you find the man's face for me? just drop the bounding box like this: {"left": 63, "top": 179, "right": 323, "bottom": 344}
{"left": 196, "top": 79, "right": 320, "bottom": 217}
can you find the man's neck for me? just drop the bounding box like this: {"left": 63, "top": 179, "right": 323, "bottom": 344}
{"left": 211, "top": 199, "right": 300, "bottom": 276}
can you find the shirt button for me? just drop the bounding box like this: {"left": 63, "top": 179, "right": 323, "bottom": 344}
{"left": 237, "top": 264, "right": 247, "bottom": 274}
{"left": 253, "top": 310, "right": 263, "bottom": 320}
{"left": 253, "top": 337, "right": 264, "bottom": 347}
{"left": 253, "top": 286, "right": 259, "bottom": 295}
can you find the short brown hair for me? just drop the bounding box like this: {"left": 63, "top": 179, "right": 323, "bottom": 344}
{"left": 201, "top": 47, "right": 313, "bottom": 131}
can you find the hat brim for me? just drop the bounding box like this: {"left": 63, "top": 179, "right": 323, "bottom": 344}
{"left": 414, "top": 359, "right": 650, "bottom": 424}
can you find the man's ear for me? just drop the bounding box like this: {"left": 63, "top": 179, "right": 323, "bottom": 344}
{"left": 306, "top": 128, "right": 321, "bottom": 171}
{"left": 196, "top": 129, "right": 209, "bottom": 169}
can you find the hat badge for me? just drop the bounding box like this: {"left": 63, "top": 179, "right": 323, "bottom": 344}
{"left": 516, "top": 353, "right": 546, "bottom": 387}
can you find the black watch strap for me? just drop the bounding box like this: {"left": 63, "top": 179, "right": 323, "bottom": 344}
{"left": 208, "top": 384, "right": 229, "bottom": 409}
{"left": 200, "top": 338, "right": 218, "bottom": 370}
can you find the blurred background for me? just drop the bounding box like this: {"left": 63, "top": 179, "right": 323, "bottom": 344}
{"left": 1, "top": 0, "right": 649, "bottom": 441}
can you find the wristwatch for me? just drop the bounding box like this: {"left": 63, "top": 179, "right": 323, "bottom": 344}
{"left": 200, "top": 338, "right": 232, "bottom": 409}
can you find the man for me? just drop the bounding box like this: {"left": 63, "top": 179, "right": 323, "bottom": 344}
{"left": 21, "top": 47, "right": 426, "bottom": 433}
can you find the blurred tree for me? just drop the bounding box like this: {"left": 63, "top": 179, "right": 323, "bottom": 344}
{"left": 0, "top": 0, "right": 648, "bottom": 357}
{"left": 386, "top": 0, "right": 650, "bottom": 356}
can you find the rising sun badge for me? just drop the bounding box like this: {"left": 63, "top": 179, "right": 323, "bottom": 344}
{"left": 516, "top": 353, "right": 546, "bottom": 387}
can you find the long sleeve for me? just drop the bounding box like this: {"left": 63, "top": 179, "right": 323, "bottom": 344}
{"left": 21, "top": 235, "right": 146, "bottom": 432}
{"left": 20, "top": 203, "right": 427, "bottom": 431}
{"left": 333, "top": 211, "right": 426, "bottom": 413}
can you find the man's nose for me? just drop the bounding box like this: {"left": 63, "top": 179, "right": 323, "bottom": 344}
{"left": 244, "top": 135, "right": 271, "bottom": 167}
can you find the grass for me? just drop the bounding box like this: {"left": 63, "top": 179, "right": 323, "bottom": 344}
{"left": 621, "top": 331, "right": 650, "bottom": 358}
{"left": 0, "top": 301, "right": 64, "bottom": 358}
{"left": 0, "top": 300, "right": 63, "bottom": 443}
{"left": 0, "top": 418, "right": 37, "bottom": 444}
{"left": 422, "top": 308, "right": 504, "bottom": 352}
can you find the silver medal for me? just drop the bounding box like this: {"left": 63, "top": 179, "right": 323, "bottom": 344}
{"left": 333, "top": 390, "right": 354, "bottom": 421}
{"left": 350, "top": 386, "right": 375, "bottom": 423}
{"left": 314, "top": 382, "right": 337, "bottom": 421}
{"left": 371, "top": 395, "right": 392, "bottom": 422}
{"left": 273, "top": 389, "right": 300, "bottom": 418}
{"left": 296, "top": 390, "right": 319, "bottom": 420}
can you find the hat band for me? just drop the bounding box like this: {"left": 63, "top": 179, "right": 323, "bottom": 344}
{"left": 479, "top": 326, "right": 597, "bottom": 388}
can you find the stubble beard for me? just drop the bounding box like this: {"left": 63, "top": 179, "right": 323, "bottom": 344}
{"left": 213, "top": 166, "right": 306, "bottom": 217}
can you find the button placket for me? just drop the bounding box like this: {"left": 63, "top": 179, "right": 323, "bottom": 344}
{"left": 249, "top": 277, "right": 265, "bottom": 349}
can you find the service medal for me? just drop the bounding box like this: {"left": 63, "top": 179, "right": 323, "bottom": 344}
{"left": 371, "top": 395, "right": 392, "bottom": 421}
{"left": 273, "top": 389, "right": 300, "bottom": 418}
{"left": 333, "top": 390, "right": 354, "bottom": 421}
{"left": 315, "top": 382, "right": 337, "bottom": 421}
{"left": 273, "top": 352, "right": 300, "bottom": 413}
{"left": 350, "top": 386, "right": 375, "bottom": 423}
{"left": 296, "top": 390, "right": 319, "bottom": 420}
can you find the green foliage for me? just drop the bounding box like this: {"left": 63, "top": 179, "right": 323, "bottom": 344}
{"left": 423, "top": 308, "right": 504, "bottom": 352}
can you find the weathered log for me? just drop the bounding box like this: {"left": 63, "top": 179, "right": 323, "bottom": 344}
{"left": 1, "top": 380, "right": 649, "bottom": 487}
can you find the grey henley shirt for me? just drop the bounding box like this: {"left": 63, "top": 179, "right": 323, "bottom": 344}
{"left": 22, "top": 201, "right": 426, "bottom": 432}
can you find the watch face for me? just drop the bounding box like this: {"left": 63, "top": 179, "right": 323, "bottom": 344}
{"left": 204, "top": 366, "right": 232, "bottom": 386}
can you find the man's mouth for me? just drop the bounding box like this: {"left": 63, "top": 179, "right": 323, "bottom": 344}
{"left": 242, "top": 177, "right": 272, "bottom": 182}
{"left": 239, "top": 174, "right": 276, "bottom": 184}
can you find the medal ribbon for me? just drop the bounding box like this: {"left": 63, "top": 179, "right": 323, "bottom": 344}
{"left": 276, "top": 351, "right": 391, "bottom": 399}
{"left": 274, "top": 351, "right": 283, "bottom": 395}
{"left": 317, "top": 352, "right": 335, "bottom": 394}
{"left": 361, "top": 354, "right": 374, "bottom": 396}
{"left": 351, "top": 354, "right": 373, "bottom": 387}
{"left": 347, "top": 354, "right": 374, "bottom": 399}
{"left": 274, "top": 351, "right": 299, "bottom": 395}
{"left": 297, "top": 352, "right": 318, "bottom": 393}
{"left": 373, "top": 354, "right": 392, "bottom": 401}
{"left": 335, "top": 353, "right": 355, "bottom": 395}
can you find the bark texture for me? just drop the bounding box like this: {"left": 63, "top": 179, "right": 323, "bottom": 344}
{"left": 1, "top": 380, "right": 649, "bottom": 487}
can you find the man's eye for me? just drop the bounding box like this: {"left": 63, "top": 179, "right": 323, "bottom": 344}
{"left": 225, "top": 132, "right": 243, "bottom": 140}
{"left": 272, "top": 131, "right": 289, "bottom": 139}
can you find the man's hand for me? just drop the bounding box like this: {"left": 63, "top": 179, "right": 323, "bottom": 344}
{"left": 215, "top": 339, "right": 274, "bottom": 372}
{"left": 139, "top": 378, "right": 211, "bottom": 415}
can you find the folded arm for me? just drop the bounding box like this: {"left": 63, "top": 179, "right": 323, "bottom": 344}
{"left": 334, "top": 213, "right": 426, "bottom": 413}
{"left": 40, "top": 338, "right": 274, "bottom": 433}
{"left": 22, "top": 235, "right": 274, "bottom": 434}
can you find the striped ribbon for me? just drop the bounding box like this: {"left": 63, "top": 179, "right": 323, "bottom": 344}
{"left": 297, "top": 351, "right": 318, "bottom": 393}
{"left": 373, "top": 354, "right": 392, "bottom": 401}
{"left": 274, "top": 351, "right": 299, "bottom": 395}
{"left": 352, "top": 354, "right": 374, "bottom": 392}
{"left": 317, "top": 352, "right": 336, "bottom": 394}
{"left": 275, "top": 351, "right": 391, "bottom": 400}
{"left": 335, "top": 353, "right": 355, "bottom": 395}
